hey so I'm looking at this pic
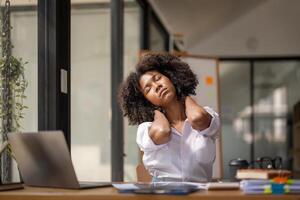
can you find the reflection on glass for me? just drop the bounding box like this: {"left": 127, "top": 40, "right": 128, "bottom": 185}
{"left": 253, "top": 61, "right": 300, "bottom": 168}
{"left": 220, "top": 60, "right": 300, "bottom": 177}
{"left": 219, "top": 61, "right": 251, "bottom": 179}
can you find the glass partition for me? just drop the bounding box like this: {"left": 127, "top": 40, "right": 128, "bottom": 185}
{"left": 220, "top": 59, "right": 300, "bottom": 178}
{"left": 9, "top": 2, "right": 38, "bottom": 182}
{"left": 219, "top": 61, "right": 251, "bottom": 179}
{"left": 253, "top": 61, "right": 300, "bottom": 169}
{"left": 71, "top": 1, "right": 141, "bottom": 181}
{"left": 123, "top": 1, "right": 141, "bottom": 181}
{"left": 71, "top": 3, "right": 111, "bottom": 181}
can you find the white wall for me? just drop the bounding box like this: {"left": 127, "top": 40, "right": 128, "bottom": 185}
{"left": 189, "top": 0, "right": 300, "bottom": 56}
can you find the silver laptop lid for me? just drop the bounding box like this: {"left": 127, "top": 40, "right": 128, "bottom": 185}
{"left": 8, "top": 131, "right": 80, "bottom": 189}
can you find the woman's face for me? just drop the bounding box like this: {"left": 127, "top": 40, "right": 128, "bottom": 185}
{"left": 139, "top": 70, "right": 176, "bottom": 107}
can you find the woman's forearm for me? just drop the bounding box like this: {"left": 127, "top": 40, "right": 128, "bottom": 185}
{"left": 149, "top": 110, "right": 171, "bottom": 145}
{"left": 185, "top": 96, "right": 212, "bottom": 131}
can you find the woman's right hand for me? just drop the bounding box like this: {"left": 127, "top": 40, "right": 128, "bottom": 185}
{"left": 148, "top": 110, "right": 171, "bottom": 145}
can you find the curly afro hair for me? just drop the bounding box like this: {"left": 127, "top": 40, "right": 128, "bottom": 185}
{"left": 118, "top": 53, "right": 198, "bottom": 125}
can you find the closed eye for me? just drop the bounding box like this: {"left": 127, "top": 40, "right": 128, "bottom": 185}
{"left": 144, "top": 86, "right": 151, "bottom": 94}
{"left": 154, "top": 75, "right": 161, "bottom": 81}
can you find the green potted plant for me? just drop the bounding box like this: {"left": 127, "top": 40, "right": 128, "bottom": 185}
{"left": 0, "top": 0, "right": 28, "bottom": 184}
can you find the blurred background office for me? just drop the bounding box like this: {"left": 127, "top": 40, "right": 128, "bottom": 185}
{"left": 2, "top": 0, "right": 300, "bottom": 182}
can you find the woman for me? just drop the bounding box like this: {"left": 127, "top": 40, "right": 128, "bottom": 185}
{"left": 118, "top": 53, "right": 220, "bottom": 182}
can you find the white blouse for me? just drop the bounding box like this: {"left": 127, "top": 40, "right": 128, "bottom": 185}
{"left": 136, "top": 107, "right": 220, "bottom": 182}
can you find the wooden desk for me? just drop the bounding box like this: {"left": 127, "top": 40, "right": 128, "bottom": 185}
{"left": 0, "top": 186, "right": 299, "bottom": 200}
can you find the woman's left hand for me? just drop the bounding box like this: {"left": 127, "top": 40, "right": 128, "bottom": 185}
{"left": 185, "top": 96, "right": 212, "bottom": 131}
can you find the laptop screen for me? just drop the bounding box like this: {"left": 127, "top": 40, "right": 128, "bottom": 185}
{"left": 8, "top": 131, "right": 80, "bottom": 189}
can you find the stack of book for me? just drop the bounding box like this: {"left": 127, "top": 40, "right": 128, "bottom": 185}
{"left": 236, "top": 169, "right": 292, "bottom": 180}
{"left": 240, "top": 179, "right": 300, "bottom": 194}
{"left": 236, "top": 169, "right": 300, "bottom": 194}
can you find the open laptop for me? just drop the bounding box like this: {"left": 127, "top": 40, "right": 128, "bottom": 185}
{"left": 8, "top": 131, "right": 111, "bottom": 189}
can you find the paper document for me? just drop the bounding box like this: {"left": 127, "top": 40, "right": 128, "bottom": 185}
{"left": 113, "top": 182, "right": 208, "bottom": 190}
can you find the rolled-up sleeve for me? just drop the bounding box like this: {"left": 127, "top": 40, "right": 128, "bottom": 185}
{"left": 196, "top": 107, "right": 220, "bottom": 138}
{"left": 136, "top": 122, "right": 168, "bottom": 152}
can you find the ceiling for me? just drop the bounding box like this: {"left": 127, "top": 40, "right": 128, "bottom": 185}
{"left": 149, "top": 0, "right": 267, "bottom": 50}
